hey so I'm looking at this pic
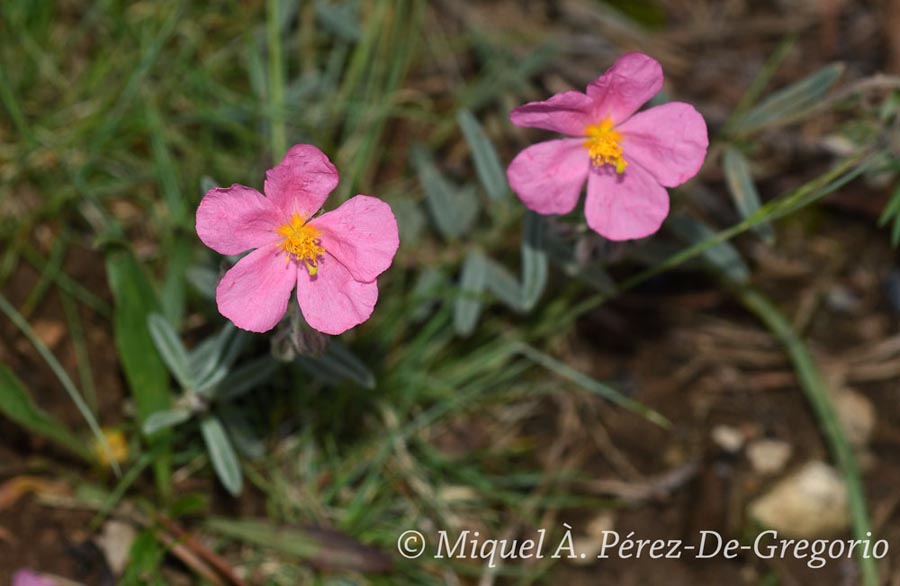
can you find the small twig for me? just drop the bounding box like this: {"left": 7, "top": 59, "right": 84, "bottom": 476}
{"left": 579, "top": 460, "right": 700, "bottom": 505}
{"left": 154, "top": 513, "right": 247, "bottom": 586}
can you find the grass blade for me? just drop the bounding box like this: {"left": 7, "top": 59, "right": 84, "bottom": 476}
{"left": 667, "top": 215, "right": 750, "bottom": 283}
{"left": 0, "top": 366, "right": 92, "bottom": 461}
{"left": 737, "top": 287, "right": 878, "bottom": 586}
{"left": 0, "top": 293, "right": 116, "bottom": 470}
{"left": 516, "top": 343, "right": 670, "bottom": 428}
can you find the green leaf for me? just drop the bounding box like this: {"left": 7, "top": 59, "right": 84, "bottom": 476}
{"left": 723, "top": 146, "right": 774, "bottom": 243}
{"left": 521, "top": 212, "right": 548, "bottom": 310}
{"left": 454, "top": 250, "right": 488, "bottom": 336}
{"left": 107, "top": 251, "right": 170, "bottom": 421}
{"left": 121, "top": 531, "right": 167, "bottom": 586}
{"left": 0, "top": 366, "right": 91, "bottom": 460}
{"left": 219, "top": 406, "right": 265, "bottom": 460}
{"left": 485, "top": 258, "right": 523, "bottom": 311}
{"left": 159, "top": 236, "right": 192, "bottom": 327}
{"left": 412, "top": 146, "right": 480, "bottom": 240}
{"left": 297, "top": 342, "right": 375, "bottom": 390}
{"left": 200, "top": 416, "right": 242, "bottom": 496}
{"left": 667, "top": 215, "right": 750, "bottom": 284}
{"left": 148, "top": 313, "right": 192, "bottom": 389}
{"left": 213, "top": 356, "right": 279, "bottom": 401}
{"left": 142, "top": 407, "right": 192, "bottom": 436}
{"left": 106, "top": 249, "right": 171, "bottom": 494}
{"left": 732, "top": 63, "right": 844, "bottom": 134}
{"left": 457, "top": 110, "right": 507, "bottom": 201}
{"left": 185, "top": 265, "right": 218, "bottom": 300}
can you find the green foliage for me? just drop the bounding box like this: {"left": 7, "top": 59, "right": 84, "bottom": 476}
{"left": 2, "top": 2, "right": 895, "bottom": 584}
{"left": 0, "top": 366, "right": 91, "bottom": 460}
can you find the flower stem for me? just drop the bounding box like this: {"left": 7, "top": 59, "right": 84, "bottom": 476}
{"left": 266, "top": 0, "right": 287, "bottom": 160}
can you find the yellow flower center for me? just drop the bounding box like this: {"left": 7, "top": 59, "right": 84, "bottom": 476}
{"left": 276, "top": 212, "right": 325, "bottom": 275}
{"left": 584, "top": 118, "right": 627, "bottom": 174}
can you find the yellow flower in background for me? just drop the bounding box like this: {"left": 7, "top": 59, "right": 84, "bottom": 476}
{"left": 94, "top": 428, "right": 129, "bottom": 466}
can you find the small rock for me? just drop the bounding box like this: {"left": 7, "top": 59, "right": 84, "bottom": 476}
{"left": 95, "top": 520, "right": 137, "bottom": 576}
{"left": 747, "top": 439, "right": 792, "bottom": 475}
{"left": 749, "top": 461, "right": 849, "bottom": 538}
{"left": 711, "top": 425, "right": 744, "bottom": 454}
{"left": 32, "top": 319, "right": 65, "bottom": 349}
{"left": 835, "top": 389, "right": 875, "bottom": 448}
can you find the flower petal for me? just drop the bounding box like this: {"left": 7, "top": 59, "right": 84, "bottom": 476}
{"left": 264, "top": 144, "right": 339, "bottom": 217}
{"left": 12, "top": 570, "right": 53, "bottom": 586}
{"left": 509, "top": 91, "right": 596, "bottom": 136}
{"left": 507, "top": 139, "right": 589, "bottom": 215}
{"left": 310, "top": 195, "right": 399, "bottom": 282}
{"left": 586, "top": 52, "right": 663, "bottom": 125}
{"left": 196, "top": 185, "right": 282, "bottom": 255}
{"left": 584, "top": 163, "right": 669, "bottom": 241}
{"left": 216, "top": 244, "right": 297, "bottom": 333}
{"left": 296, "top": 254, "right": 378, "bottom": 335}
{"left": 618, "top": 102, "right": 708, "bottom": 187}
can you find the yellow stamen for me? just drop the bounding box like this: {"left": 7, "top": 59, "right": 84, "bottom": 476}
{"left": 584, "top": 118, "right": 627, "bottom": 174}
{"left": 276, "top": 212, "right": 325, "bottom": 274}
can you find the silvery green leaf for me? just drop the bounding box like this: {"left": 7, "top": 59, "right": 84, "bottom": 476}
{"left": 412, "top": 146, "right": 480, "bottom": 240}
{"left": 142, "top": 407, "right": 192, "bottom": 436}
{"left": 391, "top": 198, "right": 426, "bottom": 246}
{"left": 297, "top": 342, "right": 375, "bottom": 390}
{"left": 521, "top": 212, "right": 548, "bottom": 310}
{"left": 189, "top": 337, "right": 221, "bottom": 386}
{"left": 188, "top": 323, "right": 242, "bottom": 385}
{"left": 194, "top": 365, "right": 229, "bottom": 397}
{"left": 186, "top": 266, "right": 218, "bottom": 300}
{"left": 147, "top": 313, "right": 192, "bottom": 388}
{"left": 200, "top": 416, "right": 242, "bottom": 496}
{"left": 219, "top": 406, "right": 264, "bottom": 460}
{"left": 411, "top": 268, "right": 447, "bottom": 322}
{"left": 315, "top": 0, "right": 361, "bottom": 41}
{"left": 723, "top": 146, "right": 774, "bottom": 243}
{"left": 454, "top": 250, "right": 488, "bottom": 336}
{"left": 214, "top": 357, "right": 279, "bottom": 402}
{"left": 485, "top": 258, "right": 523, "bottom": 311}
{"left": 457, "top": 110, "right": 508, "bottom": 201}
{"left": 200, "top": 175, "right": 218, "bottom": 195}
{"left": 218, "top": 326, "right": 249, "bottom": 369}
{"left": 667, "top": 215, "right": 750, "bottom": 284}
{"left": 732, "top": 63, "right": 843, "bottom": 134}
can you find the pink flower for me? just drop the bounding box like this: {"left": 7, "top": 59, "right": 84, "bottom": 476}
{"left": 12, "top": 570, "right": 53, "bottom": 586}
{"left": 196, "top": 145, "right": 399, "bottom": 335}
{"left": 507, "top": 52, "right": 708, "bottom": 241}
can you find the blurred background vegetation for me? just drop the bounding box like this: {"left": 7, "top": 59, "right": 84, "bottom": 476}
{"left": 2, "top": 0, "right": 900, "bottom": 585}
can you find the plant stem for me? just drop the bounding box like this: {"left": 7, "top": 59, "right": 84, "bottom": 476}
{"left": 548, "top": 150, "right": 872, "bottom": 336}
{"left": 267, "top": 0, "right": 287, "bottom": 160}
